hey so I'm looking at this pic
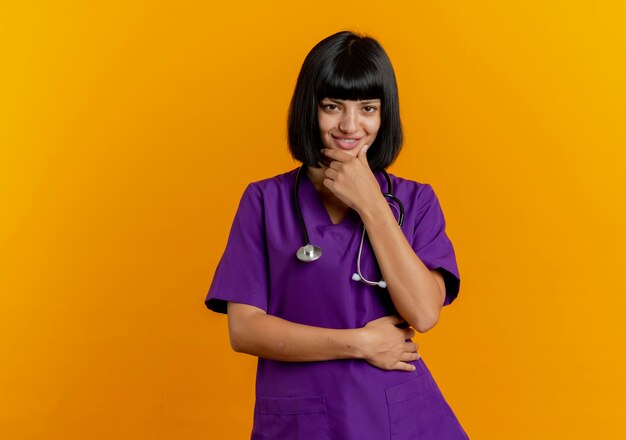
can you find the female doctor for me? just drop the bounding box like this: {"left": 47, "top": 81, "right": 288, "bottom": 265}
{"left": 205, "top": 31, "right": 469, "bottom": 439}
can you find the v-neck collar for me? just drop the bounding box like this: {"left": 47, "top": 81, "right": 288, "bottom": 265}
{"left": 292, "top": 166, "right": 389, "bottom": 258}
{"left": 296, "top": 166, "right": 388, "bottom": 230}
{"left": 300, "top": 168, "right": 358, "bottom": 230}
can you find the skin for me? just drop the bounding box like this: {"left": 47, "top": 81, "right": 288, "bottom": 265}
{"left": 307, "top": 98, "right": 382, "bottom": 223}
{"left": 227, "top": 97, "right": 447, "bottom": 371}
{"left": 228, "top": 303, "right": 419, "bottom": 371}
{"left": 310, "top": 97, "right": 447, "bottom": 331}
{"left": 316, "top": 146, "right": 446, "bottom": 332}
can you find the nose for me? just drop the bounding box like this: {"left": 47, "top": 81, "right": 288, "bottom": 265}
{"left": 338, "top": 109, "right": 359, "bottom": 133}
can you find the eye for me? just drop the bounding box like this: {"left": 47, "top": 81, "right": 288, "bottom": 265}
{"left": 363, "top": 105, "right": 378, "bottom": 113}
{"left": 322, "top": 103, "right": 339, "bottom": 111}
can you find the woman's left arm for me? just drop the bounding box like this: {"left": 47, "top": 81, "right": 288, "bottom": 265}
{"left": 322, "top": 146, "right": 446, "bottom": 333}
{"left": 358, "top": 197, "right": 446, "bottom": 333}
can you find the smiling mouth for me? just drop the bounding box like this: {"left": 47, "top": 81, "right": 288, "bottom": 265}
{"left": 332, "top": 135, "right": 363, "bottom": 150}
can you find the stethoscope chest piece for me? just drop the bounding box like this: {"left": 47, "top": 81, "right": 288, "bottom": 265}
{"left": 296, "top": 243, "right": 322, "bottom": 262}
{"left": 293, "top": 165, "right": 404, "bottom": 287}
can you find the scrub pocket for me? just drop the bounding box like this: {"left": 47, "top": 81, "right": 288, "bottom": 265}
{"left": 252, "top": 395, "right": 330, "bottom": 440}
{"left": 386, "top": 372, "right": 469, "bottom": 439}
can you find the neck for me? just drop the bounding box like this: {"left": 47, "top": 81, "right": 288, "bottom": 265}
{"left": 304, "top": 164, "right": 342, "bottom": 202}
{"left": 305, "top": 164, "right": 326, "bottom": 188}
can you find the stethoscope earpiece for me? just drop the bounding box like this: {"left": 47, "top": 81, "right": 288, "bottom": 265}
{"left": 294, "top": 165, "right": 403, "bottom": 290}
{"left": 352, "top": 273, "right": 387, "bottom": 289}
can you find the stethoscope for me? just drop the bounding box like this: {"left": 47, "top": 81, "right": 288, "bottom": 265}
{"left": 293, "top": 165, "right": 405, "bottom": 288}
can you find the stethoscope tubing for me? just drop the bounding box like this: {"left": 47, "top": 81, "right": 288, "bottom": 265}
{"left": 294, "top": 164, "right": 405, "bottom": 287}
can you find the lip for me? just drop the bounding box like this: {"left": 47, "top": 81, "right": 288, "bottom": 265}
{"left": 331, "top": 134, "right": 364, "bottom": 150}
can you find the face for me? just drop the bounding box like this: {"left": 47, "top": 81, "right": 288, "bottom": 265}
{"left": 317, "top": 98, "right": 381, "bottom": 159}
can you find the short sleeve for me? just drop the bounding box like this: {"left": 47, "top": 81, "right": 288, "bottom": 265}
{"left": 412, "top": 184, "right": 461, "bottom": 306}
{"left": 204, "top": 183, "right": 269, "bottom": 314}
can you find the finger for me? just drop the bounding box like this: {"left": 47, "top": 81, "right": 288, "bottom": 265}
{"left": 325, "top": 167, "right": 338, "bottom": 180}
{"left": 404, "top": 341, "right": 418, "bottom": 352}
{"left": 386, "top": 315, "right": 404, "bottom": 325}
{"left": 393, "top": 361, "right": 417, "bottom": 372}
{"left": 328, "top": 160, "right": 343, "bottom": 171}
{"left": 321, "top": 147, "right": 353, "bottom": 163}
{"left": 404, "top": 328, "right": 416, "bottom": 339}
{"left": 400, "top": 352, "right": 421, "bottom": 362}
{"left": 357, "top": 144, "right": 370, "bottom": 166}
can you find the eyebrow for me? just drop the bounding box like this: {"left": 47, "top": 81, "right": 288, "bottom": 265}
{"left": 324, "top": 98, "right": 381, "bottom": 104}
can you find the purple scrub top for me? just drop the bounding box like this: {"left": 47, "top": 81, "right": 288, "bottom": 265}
{"left": 205, "top": 167, "right": 468, "bottom": 440}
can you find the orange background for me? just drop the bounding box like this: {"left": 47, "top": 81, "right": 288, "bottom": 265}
{"left": 1, "top": 1, "right": 625, "bottom": 439}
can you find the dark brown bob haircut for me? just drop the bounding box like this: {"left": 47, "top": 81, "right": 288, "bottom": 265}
{"left": 287, "top": 31, "right": 403, "bottom": 171}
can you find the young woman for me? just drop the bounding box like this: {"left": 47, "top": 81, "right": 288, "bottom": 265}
{"left": 205, "top": 30, "right": 468, "bottom": 440}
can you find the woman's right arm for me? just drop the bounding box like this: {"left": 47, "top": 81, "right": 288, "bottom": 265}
{"left": 227, "top": 302, "right": 420, "bottom": 372}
